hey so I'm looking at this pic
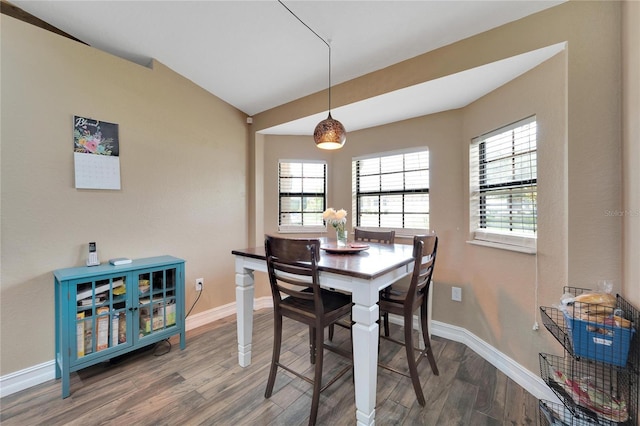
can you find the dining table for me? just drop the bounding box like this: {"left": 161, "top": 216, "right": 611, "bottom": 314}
{"left": 231, "top": 238, "right": 415, "bottom": 426}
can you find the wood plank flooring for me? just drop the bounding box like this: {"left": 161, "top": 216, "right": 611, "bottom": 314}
{"left": 1, "top": 309, "right": 539, "bottom": 425}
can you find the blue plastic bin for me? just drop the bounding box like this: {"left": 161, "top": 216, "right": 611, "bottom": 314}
{"left": 563, "top": 311, "right": 635, "bottom": 367}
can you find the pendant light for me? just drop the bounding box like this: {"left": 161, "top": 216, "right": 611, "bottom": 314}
{"left": 279, "top": 1, "right": 347, "bottom": 149}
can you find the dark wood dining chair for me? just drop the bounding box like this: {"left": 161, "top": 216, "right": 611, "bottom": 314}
{"left": 354, "top": 228, "right": 395, "bottom": 244}
{"left": 378, "top": 234, "right": 440, "bottom": 406}
{"left": 264, "top": 235, "right": 353, "bottom": 426}
{"left": 328, "top": 228, "right": 396, "bottom": 341}
{"left": 354, "top": 228, "right": 396, "bottom": 336}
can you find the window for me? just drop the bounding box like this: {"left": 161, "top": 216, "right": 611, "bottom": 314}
{"left": 278, "top": 160, "right": 326, "bottom": 232}
{"left": 353, "top": 149, "right": 429, "bottom": 231}
{"left": 470, "top": 116, "right": 537, "bottom": 250}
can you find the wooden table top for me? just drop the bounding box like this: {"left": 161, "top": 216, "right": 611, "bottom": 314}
{"left": 232, "top": 240, "right": 414, "bottom": 280}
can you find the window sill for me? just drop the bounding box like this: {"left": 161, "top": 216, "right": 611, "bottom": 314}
{"left": 466, "top": 239, "right": 536, "bottom": 254}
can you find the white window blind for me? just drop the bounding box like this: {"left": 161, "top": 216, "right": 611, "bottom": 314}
{"left": 278, "top": 160, "right": 326, "bottom": 231}
{"left": 470, "top": 116, "right": 537, "bottom": 249}
{"left": 352, "top": 149, "right": 429, "bottom": 230}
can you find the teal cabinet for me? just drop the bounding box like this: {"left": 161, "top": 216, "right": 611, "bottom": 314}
{"left": 53, "top": 256, "right": 186, "bottom": 398}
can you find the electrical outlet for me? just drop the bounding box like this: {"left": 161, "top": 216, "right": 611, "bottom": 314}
{"left": 195, "top": 278, "right": 204, "bottom": 291}
{"left": 451, "top": 286, "right": 462, "bottom": 302}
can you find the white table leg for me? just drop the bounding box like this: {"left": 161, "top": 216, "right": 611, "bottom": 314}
{"left": 235, "top": 265, "right": 255, "bottom": 367}
{"left": 351, "top": 291, "right": 379, "bottom": 426}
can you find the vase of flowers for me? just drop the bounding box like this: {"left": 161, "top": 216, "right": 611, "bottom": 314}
{"left": 323, "top": 207, "right": 348, "bottom": 247}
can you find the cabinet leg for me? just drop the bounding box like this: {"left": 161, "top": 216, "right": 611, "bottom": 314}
{"left": 61, "top": 371, "right": 70, "bottom": 398}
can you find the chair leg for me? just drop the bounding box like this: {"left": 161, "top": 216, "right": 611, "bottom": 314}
{"left": 309, "top": 326, "right": 324, "bottom": 426}
{"left": 404, "top": 312, "right": 426, "bottom": 406}
{"left": 329, "top": 314, "right": 353, "bottom": 342}
{"left": 380, "top": 289, "right": 391, "bottom": 337}
{"left": 383, "top": 312, "right": 390, "bottom": 337}
{"left": 420, "top": 301, "right": 439, "bottom": 376}
{"left": 265, "top": 314, "right": 283, "bottom": 398}
{"left": 309, "top": 325, "right": 316, "bottom": 364}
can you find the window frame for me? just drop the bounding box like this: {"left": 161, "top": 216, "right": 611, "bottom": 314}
{"left": 277, "top": 159, "right": 327, "bottom": 233}
{"left": 469, "top": 116, "right": 537, "bottom": 253}
{"left": 352, "top": 148, "right": 430, "bottom": 237}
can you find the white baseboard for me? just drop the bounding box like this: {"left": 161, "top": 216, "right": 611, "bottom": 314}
{"left": 184, "top": 297, "right": 274, "bottom": 331}
{"left": 184, "top": 301, "right": 237, "bottom": 331}
{"left": 0, "top": 360, "right": 56, "bottom": 398}
{"left": 1, "top": 296, "right": 559, "bottom": 404}
{"left": 429, "top": 319, "right": 560, "bottom": 403}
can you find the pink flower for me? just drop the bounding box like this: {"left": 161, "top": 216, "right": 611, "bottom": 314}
{"left": 85, "top": 140, "right": 98, "bottom": 153}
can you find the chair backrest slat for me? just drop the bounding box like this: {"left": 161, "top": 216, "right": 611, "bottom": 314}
{"left": 354, "top": 228, "right": 395, "bottom": 244}
{"left": 265, "top": 235, "right": 323, "bottom": 307}
{"left": 407, "top": 234, "right": 438, "bottom": 304}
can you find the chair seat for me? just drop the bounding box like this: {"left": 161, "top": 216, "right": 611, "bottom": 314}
{"left": 380, "top": 275, "right": 411, "bottom": 301}
{"left": 379, "top": 294, "right": 423, "bottom": 317}
{"left": 380, "top": 276, "right": 425, "bottom": 313}
{"left": 282, "top": 289, "right": 352, "bottom": 324}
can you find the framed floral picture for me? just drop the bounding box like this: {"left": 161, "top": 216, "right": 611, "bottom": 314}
{"left": 73, "top": 115, "right": 121, "bottom": 190}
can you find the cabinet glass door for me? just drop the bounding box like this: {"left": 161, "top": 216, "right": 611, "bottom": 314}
{"left": 137, "top": 268, "right": 177, "bottom": 338}
{"left": 74, "top": 275, "right": 128, "bottom": 360}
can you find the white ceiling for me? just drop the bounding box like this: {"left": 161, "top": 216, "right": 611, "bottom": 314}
{"left": 12, "top": 0, "right": 566, "bottom": 134}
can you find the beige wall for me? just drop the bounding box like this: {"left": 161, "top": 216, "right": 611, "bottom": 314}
{"left": 622, "top": 0, "right": 640, "bottom": 304}
{"left": 252, "top": 0, "right": 634, "bottom": 376}
{"left": 460, "top": 53, "right": 567, "bottom": 370}
{"left": 1, "top": 15, "right": 248, "bottom": 375}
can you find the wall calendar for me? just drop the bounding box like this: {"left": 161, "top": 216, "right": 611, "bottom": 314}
{"left": 73, "top": 115, "right": 121, "bottom": 190}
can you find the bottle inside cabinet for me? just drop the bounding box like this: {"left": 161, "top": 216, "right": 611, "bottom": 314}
{"left": 75, "top": 275, "right": 128, "bottom": 358}
{"left": 137, "top": 268, "right": 177, "bottom": 337}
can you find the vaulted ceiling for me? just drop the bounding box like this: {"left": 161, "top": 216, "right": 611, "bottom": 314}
{"left": 8, "top": 1, "right": 566, "bottom": 133}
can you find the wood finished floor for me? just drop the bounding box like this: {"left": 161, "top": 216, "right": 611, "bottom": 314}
{"left": 1, "top": 309, "right": 538, "bottom": 425}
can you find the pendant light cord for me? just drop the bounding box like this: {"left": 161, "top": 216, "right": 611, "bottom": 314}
{"left": 278, "top": 0, "right": 332, "bottom": 113}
